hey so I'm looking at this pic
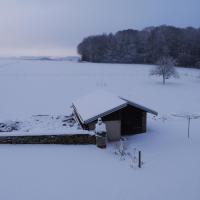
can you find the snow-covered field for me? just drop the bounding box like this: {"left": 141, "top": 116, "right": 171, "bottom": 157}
{"left": 0, "top": 58, "right": 200, "bottom": 200}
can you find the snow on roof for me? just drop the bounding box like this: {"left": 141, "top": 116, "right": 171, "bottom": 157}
{"left": 72, "top": 90, "right": 158, "bottom": 124}
{"left": 73, "top": 90, "right": 126, "bottom": 123}
{"left": 119, "top": 97, "right": 158, "bottom": 116}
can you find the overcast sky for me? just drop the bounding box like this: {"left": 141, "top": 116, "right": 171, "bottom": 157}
{"left": 0, "top": 0, "right": 199, "bottom": 57}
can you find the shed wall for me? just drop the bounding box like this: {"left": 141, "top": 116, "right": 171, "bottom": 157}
{"left": 85, "top": 105, "right": 147, "bottom": 135}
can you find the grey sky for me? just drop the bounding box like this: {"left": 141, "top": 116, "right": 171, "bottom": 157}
{"left": 0, "top": 0, "right": 199, "bottom": 56}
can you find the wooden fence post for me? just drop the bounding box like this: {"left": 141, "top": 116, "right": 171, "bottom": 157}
{"left": 138, "top": 151, "right": 142, "bottom": 168}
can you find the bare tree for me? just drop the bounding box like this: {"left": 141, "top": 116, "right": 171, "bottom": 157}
{"left": 150, "top": 56, "right": 179, "bottom": 84}
{"left": 196, "top": 61, "right": 200, "bottom": 78}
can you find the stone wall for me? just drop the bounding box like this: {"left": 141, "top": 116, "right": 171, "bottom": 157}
{"left": 0, "top": 134, "right": 96, "bottom": 145}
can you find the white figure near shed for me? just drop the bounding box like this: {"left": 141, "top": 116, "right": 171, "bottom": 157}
{"left": 95, "top": 118, "right": 107, "bottom": 148}
{"left": 95, "top": 118, "right": 107, "bottom": 136}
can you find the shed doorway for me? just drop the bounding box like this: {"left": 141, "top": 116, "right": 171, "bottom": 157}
{"left": 105, "top": 120, "right": 121, "bottom": 141}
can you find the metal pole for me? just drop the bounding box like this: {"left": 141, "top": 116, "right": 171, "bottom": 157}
{"left": 188, "top": 117, "right": 191, "bottom": 139}
{"left": 138, "top": 151, "right": 142, "bottom": 168}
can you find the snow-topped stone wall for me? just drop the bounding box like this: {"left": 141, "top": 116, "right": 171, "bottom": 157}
{"left": 0, "top": 134, "right": 96, "bottom": 145}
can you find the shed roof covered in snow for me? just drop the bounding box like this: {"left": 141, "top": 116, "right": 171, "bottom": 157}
{"left": 72, "top": 90, "right": 158, "bottom": 124}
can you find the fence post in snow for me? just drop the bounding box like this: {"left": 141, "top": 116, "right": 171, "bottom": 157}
{"left": 188, "top": 116, "right": 191, "bottom": 139}
{"left": 138, "top": 151, "right": 142, "bottom": 168}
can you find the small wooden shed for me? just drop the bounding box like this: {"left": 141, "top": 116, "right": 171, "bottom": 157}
{"left": 72, "top": 90, "right": 158, "bottom": 141}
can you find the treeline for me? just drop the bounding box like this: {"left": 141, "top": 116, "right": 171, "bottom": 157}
{"left": 77, "top": 25, "right": 200, "bottom": 67}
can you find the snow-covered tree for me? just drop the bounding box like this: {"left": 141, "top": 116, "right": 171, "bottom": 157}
{"left": 150, "top": 56, "right": 179, "bottom": 84}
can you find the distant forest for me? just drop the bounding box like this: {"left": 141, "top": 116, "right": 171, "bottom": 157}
{"left": 77, "top": 25, "right": 200, "bottom": 68}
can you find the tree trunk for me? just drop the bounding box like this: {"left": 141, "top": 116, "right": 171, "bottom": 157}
{"left": 163, "top": 74, "right": 165, "bottom": 85}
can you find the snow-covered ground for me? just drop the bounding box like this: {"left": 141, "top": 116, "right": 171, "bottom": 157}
{"left": 0, "top": 115, "right": 93, "bottom": 136}
{"left": 0, "top": 58, "right": 199, "bottom": 120}
{"left": 0, "top": 58, "right": 199, "bottom": 200}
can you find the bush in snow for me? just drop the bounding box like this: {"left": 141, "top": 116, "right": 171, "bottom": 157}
{"left": 114, "top": 139, "right": 128, "bottom": 160}
{"left": 128, "top": 148, "right": 138, "bottom": 168}
{"left": 128, "top": 148, "right": 144, "bottom": 169}
{"left": 0, "top": 121, "right": 20, "bottom": 132}
{"left": 96, "top": 80, "right": 108, "bottom": 88}
{"left": 150, "top": 56, "right": 179, "bottom": 85}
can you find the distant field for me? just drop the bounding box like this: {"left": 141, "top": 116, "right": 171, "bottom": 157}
{"left": 0, "top": 59, "right": 199, "bottom": 120}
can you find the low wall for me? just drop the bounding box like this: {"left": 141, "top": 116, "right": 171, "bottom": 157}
{"left": 0, "top": 134, "right": 96, "bottom": 145}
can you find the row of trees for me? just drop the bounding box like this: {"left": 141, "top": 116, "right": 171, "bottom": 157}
{"left": 77, "top": 25, "right": 200, "bottom": 67}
